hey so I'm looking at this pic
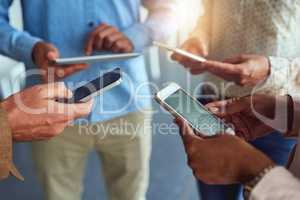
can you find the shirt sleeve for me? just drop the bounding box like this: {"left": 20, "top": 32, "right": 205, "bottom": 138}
{"left": 261, "top": 57, "right": 300, "bottom": 98}
{"left": 122, "top": 0, "right": 178, "bottom": 52}
{"left": 0, "top": 0, "right": 41, "bottom": 67}
{"left": 0, "top": 105, "right": 23, "bottom": 181}
{"left": 250, "top": 167, "right": 300, "bottom": 200}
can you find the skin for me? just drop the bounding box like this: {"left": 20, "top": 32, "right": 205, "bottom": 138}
{"left": 84, "top": 23, "right": 134, "bottom": 55}
{"left": 171, "top": 37, "right": 208, "bottom": 62}
{"left": 171, "top": 37, "right": 270, "bottom": 86}
{"left": 32, "top": 42, "right": 88, "bottom": 82}
{"left": 1, "top": 82, "right": 93, "bottom": 141}
{"left": 175, "top": 117, "right": 274, "bottom": 185}
{"left": 206, "top": 95, "right": 293, "bottom": 141}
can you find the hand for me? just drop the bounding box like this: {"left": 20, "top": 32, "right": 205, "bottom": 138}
{"left": 1, "top": 82, "right": 93, "bottom": 141}
{"left": 175, "top": 118, "right": 274, "bottom": 185}
{"left": 206, "top": 94, "right": 292, "bottom": 141}
{"left": 32, "top": 42, "right": 88, "bottom": 82}
{"left": 85, "top": 23, "right": 134, "bottom": 55}
{"left": 176, "top": 54, "right": 270, "bottom": 86}
{"left": 171, "top": 37, "right": 208, "bottom": 63}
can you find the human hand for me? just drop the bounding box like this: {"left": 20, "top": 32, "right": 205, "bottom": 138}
{"left": 85, "top": 23, "right": 134, "bottom": 55}
{"left": 175, "top": 118, "right": 274, "bottom": 185}
{"left": 1, "top": 82, "right": 93, "bottom": 141}
{"left": 171, "top": 37, "right": 208, "bottom": 63}
{"left": 206, "top": 94, "right": 292, "bottom": 141}
{"left": 32, "top": 42, "right": 88, "bottom": 82}
{"left": 176, "top": 54, "right": 270, "bottom": 86}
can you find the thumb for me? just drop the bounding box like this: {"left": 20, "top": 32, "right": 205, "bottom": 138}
{"left": 206, "top": 97, "right": 250, "bottom": 117}
{"left": 39, "top": 82, "right": 73, "bottom": 99}
{"left": 175, "top": 117, "right": 201, "bottom": 143}
{"left": 46, "top": 46, "right": 60, "bottom": 61}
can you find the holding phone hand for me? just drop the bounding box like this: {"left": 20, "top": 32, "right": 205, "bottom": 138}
{"left": 206, "top": 94, "right": 293, "bottom": 141}
{"left": 171, "top": 37, "right": 208, "bottom": 63}
{"left": 85, "top": 23, "right": 134, "bottom": 55}
{"left": 175, "top": 118, "right": 274, "bottom": 185}
{"left": 1, "top": 82, "right": 93, "bottom": 141}
{"left": 32, "top": 42, "right": 88, "bottom": 82}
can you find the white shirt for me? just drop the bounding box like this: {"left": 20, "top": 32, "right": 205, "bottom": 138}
{"left": 196, "top": 0, "right": 300, "bottom": 97}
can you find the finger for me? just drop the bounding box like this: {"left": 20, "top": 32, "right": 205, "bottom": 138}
{"left": 46, "top": 48, "right": 60, "bottom": 62}
{"left": 175, "top": 117, "right": 201, "bottom": 144}
{"left": 181, "top": 60, "right": 205, "bottom": 70}
{"left": 104, "top": 32, "right": 124, "bottom": 50}
{"left": 94, "top": 26, "right": 119, "bottom": 51}
{"left": 171, "top": 52, "right": 183, "bottom": 61}
{"left": 56, "top": 98, "right": 94, "bottom": 119}
{"left": 84, "top": 24, "right": 109, "bottom": 55}
{"left": 55, "top": 64, "right": 89, "bottom": 79}
{"left": 13, "top": 123, "right": 68, "bottom": 142}
{"left": 111, "top": 39, "right": 133, "bottom": 53}
{"left": 206, "top": 98, "right": 249, "bottom": 116}
{"left": 39, "top": 82, "right": 73, "bottom": 99}
{"left": 190, "top": 67, "right": 207, "bottom": 75}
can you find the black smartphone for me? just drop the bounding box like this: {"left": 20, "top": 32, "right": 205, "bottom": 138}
{"left": 60, "top": 68, "right": 122, "bottom": 103}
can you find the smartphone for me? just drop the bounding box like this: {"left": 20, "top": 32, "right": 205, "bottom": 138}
{"left": 153, "top": 41, "right": 207, "bottom": 62}
{"left": 155, "top": 83, "right": 234, "bottom": 137}
{"left": 62, "top": 68, "right": 122, "bottom": 103}
{"left": 54, "top": 53, "right": 141, "bottom": 65}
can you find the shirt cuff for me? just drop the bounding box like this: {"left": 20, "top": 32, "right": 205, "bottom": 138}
{"left": 0, "top": 105, "right": 24, "bottom": 181}
{"left": 123, "top": 23, "right": 153, "bottom": 52}
{"left": 12, "top": 32, "right": 42, "bottom": 68}
{"left": 261, "top": 56, "right": 291, "bottom": 95}
{"left": 250, "top": 167, "right": 300, "bottom": 200}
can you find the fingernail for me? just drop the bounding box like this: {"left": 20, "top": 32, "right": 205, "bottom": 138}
{"left": 209, "top": 107, "right": 219, "bottom": 113}
{"left": 56, "top": 69, "right": 65, "bottom": 78}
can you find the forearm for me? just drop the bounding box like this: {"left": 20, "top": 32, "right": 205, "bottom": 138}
{"left": 190, "top": 0, "right": 212, "bottom": 39}
{"left": 123, "top": 0, "right": 178, "bottom": 52}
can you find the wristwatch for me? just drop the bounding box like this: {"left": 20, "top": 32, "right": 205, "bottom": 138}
{"left": 243, "top": 165, "right": 275, "bottom": 199}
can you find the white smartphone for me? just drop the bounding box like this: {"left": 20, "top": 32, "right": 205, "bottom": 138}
{"left": 155, "top": 83, "right": 234, "bottom": 137}
{"left": 153, "top": 41, "right": 207, "bottom": 62}
{"left": 54, "top": 53, "right": 141, "bottom": 65}
{"left": 63, "top": 68, "right": 122, "bottom": 103}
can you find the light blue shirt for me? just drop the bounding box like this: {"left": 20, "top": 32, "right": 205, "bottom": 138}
{"left": 0, "top": 0, "right": 177, "bottom": 122}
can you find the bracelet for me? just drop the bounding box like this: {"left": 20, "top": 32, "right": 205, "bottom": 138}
{"left": 243, "top": 165, "right": 275, "bottom": 200}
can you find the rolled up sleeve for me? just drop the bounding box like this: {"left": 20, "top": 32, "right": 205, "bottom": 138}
{"left": 0, "top": 106, "right": 23, "bottom": 181}
{"left": 0, "top": 0, "right": 41, "bottom": 67}
{"left": 251, "top": 167, "right": 300, "bottom": 200}
{"left": 260, "top": 57, "right": 300, "bottom": 98}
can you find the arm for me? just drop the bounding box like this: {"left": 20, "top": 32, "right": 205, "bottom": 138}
{"left": 123, "top": 0, "right": 178, "bottom": 52}
{"left": 171, "top": 0, "right": 212, "bottom": 63}
{"left": 189, "top": 0, "right": 212, "bottom": 39}
{"left": 250, "top": 167, "right": 300, "bottom": 200}
{"left": 0, "top": 83, "right": 93, "bottom": 181}
{"left": 0, "top": 0, "right": 41, "bottom": 67}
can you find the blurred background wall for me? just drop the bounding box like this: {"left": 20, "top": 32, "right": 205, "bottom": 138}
{"left": 0, "top": 1, "right": 204, "bottom": 199}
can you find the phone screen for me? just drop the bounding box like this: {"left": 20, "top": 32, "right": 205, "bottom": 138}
{"left": 164, "top": 89, "right": 231, "bottom": 136}
{"left": 71, "top": 68, "right": 121, "bottom": 103}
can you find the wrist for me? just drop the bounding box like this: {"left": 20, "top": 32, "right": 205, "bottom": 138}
{"left": 243, "top": 164, "right": 276, "bottom": 199}
{"left": 241, "top": 155, "right": 275, "bottom": 184}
